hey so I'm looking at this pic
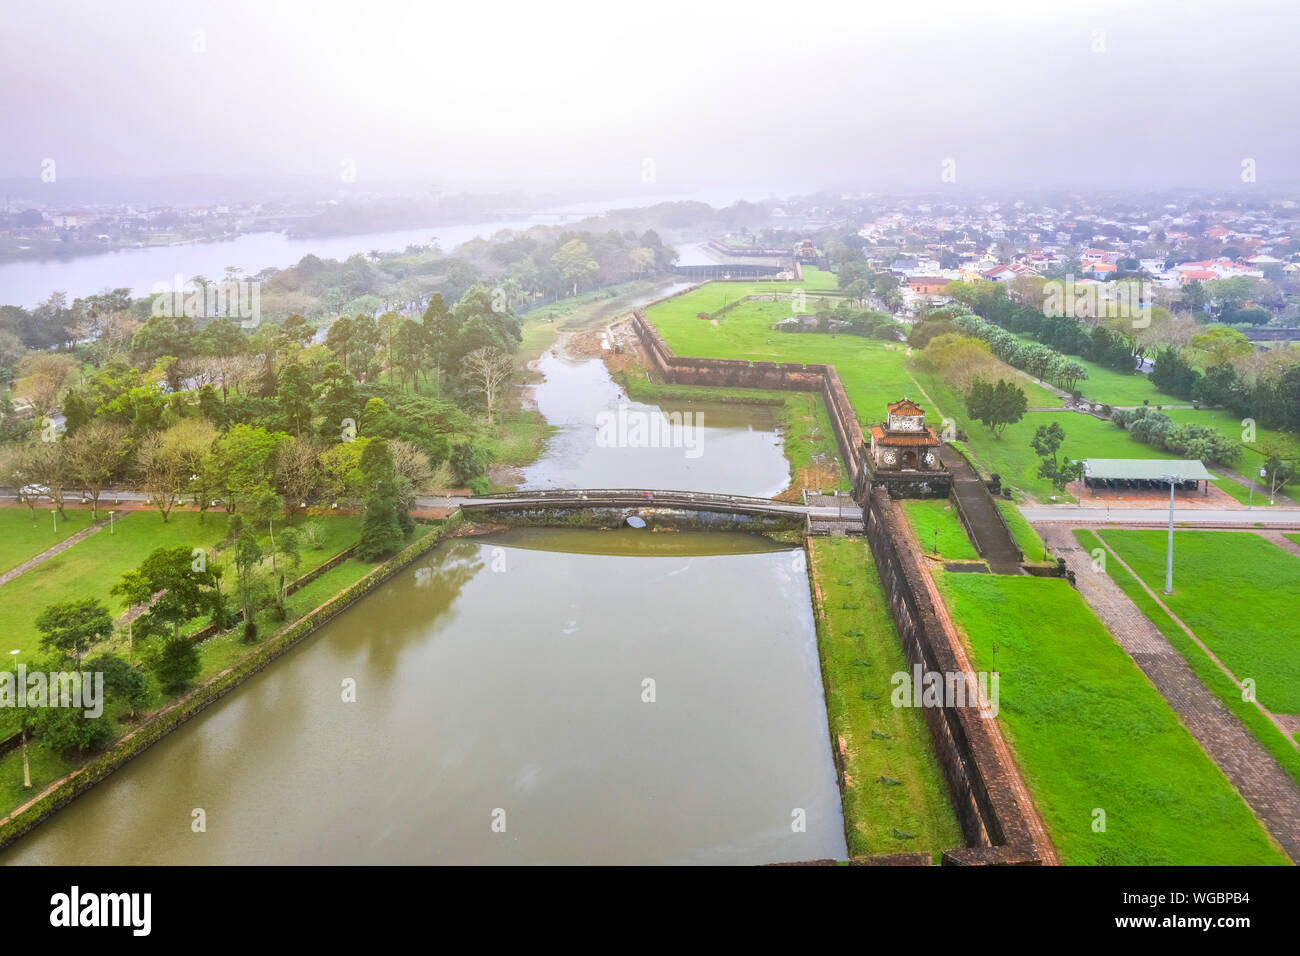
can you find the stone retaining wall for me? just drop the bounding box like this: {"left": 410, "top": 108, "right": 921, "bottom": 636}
{"left": 863, "top": 488, "right": 1040, "bottom": 865}
{"left": 630, "top": 309, "right": 869, "bottom": 496}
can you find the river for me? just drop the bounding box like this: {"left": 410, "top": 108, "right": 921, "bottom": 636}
{"left": 0, "top": 286, "right": 847, "bottom": 865}
{"left": 0, "top": 198, "right": 729, "bottom": 308}
{"left": 0, "top": 219, "right": 549, "bottom": 308}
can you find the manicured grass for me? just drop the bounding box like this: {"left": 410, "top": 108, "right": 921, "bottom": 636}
{"left": 935, "top": 570, "right": 1287, "bottom": 865}
{"left": 1009, "top": 332, "right": 1162, "bottom": 407}
{"left": 1286, "top": 533, "right": 1300, "bottom": 548}
{"left": 0, "top": 511, "right": 232, "bottom": 659}
{"left": 900, "top": 499, "right": 979, "bottom": 561}
{"left": 1208, "top": 470, "right": 1277, "bottom": 506}
{"left": 0, "top": 510, "right": 362, "bottom": 659}
{"left": 0, "top": 507, "right": 98, "bottom": 575}
{"left": 997, "top": 499, "right": 1047, "bottom": 561}
{"left": 1075, "top": 530, "right": 1300, "bottom": 791}
{"left": 796, "top": 266, "right": 840, "bottom": 292}
{"left": 647, "top": 290, "right": 1055, "bottom": 421}
{"left": 912, "top": 369, "right": 1184, "bottom": 502}
{"left": 1097, "top": 529, "right": 1300, "bottom": 714}
{"left": 1070, "top": 362, "right": 1163, "bottom": 407}
{"left": 809, "top": 538, "right": 963, "bottom": 858}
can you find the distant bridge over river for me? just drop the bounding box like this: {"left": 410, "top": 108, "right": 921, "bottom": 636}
{"left": 447, "top": 488, "right": 864, "bottom": 533}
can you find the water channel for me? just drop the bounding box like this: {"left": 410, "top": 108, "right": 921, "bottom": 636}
{"left": 1, "top": 300, "right": 847, "bottom": 865}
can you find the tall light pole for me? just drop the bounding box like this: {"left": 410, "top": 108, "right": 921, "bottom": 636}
{"left": 10, "top": 649, "right": 28, "bottom": 788}
{"left": 1161, "top": 473, "right": 1177, "bottom": 595}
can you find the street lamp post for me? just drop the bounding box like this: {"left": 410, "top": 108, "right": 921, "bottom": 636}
{"left": 10, "top": 649, "right": 28, "bottom": 788}
{"left": 1161, "top": 473, "right": 1177, "bottom": 595}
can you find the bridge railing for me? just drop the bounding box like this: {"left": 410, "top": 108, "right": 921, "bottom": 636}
{"left": 467, "top": 488, "right": 791, "bottom": 507}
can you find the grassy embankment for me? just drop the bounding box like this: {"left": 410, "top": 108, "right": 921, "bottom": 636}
{"left": 807, "top": 537, "right": 964, "bottom": 859}
{"left": 482, "top": 278, "right": 683, "bottom": 485}
{"left": 0, "top": 513, "right": 429, "bottom": 816}
{"left": 1075, "top": 529, "right": 1300, "bottom": 779}
{"left": 899, "top": 499, "right": 979, "bottom": 561}
{"left": 933, "top": 569, "right": 1288, "bottom": 864}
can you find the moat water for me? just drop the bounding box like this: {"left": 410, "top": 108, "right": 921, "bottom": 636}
{"left": 1, "top": 315, "right": 846, "bottom": 865}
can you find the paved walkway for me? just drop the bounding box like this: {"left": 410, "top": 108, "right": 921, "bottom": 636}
{"left": 1261, "top": 530, "right": 1300, "bottom": 558}
{"left": 1039, "top": 524, "right": 1300, "bottom": 862}
{"left": 0, "top": 513, "right": 120, "bottom": 588}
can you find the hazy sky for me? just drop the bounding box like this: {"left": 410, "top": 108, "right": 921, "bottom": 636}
{"left": 2, "top": 0, "right": 1298, "bottom": 199}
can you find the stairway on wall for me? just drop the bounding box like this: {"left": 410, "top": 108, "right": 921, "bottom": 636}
{"left": 946, "top": 457, "right": 1022, "bottom": 574}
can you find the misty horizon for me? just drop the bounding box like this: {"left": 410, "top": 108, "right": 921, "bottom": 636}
{"left": 3, "top": 0, "right": 1299, "bottom": 203}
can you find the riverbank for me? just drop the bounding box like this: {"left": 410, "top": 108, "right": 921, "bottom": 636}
{"left": 484, "top": 278, "right": 683, "bottom": 490}
{"left": 805, "top": 537, "right": 964, "bottom": 860}
{"left": 0, "top": 514, "right": 464, "bottom": 853}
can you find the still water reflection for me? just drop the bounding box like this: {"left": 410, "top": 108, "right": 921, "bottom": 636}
{"left": 1, "top": 530, "right": 845, "bottom": 864}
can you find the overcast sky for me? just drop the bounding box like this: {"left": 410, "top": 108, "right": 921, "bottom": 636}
{"left": 2, "top": 0, "right": 1298, "bottom": 201}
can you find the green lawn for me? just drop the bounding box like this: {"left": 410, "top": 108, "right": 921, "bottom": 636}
{"left": 1208, "top": 470, "right": 1278, "bottom": 506}
{"left": 0, "top": 511, "right": 233, "bottom": 659}
{"left": 936, "top": 570, "right": 1287, "bottom": 865}
{"left": 1097, "top": 529, "right": 1300, "bottom": 714}
{"left": 912, "top": 367, "right": 1189, "bottom": 502}
{"left": 900, "top": 499, "right": 979, "bottom": 561}
{"left": 796, "top": 265, "right": 840, "bottom": 292}
{"left": 1009, "top": 332, "right": 1162, "bottom": 407}
{"left": 646, "top": 289, "right": 1055, "bottom": 425}
{"left": 1076, "top": 530, "right": 1300, "bottom": 791}
{"left": 997, "top": 500, "right": 1048, "bottom": 561}
{"left": 0, "top": 507, "right": 99, "bottom": 575}
{"left": 644, "top": 281, "right": 1300, "bottom": 505}
{"left": 1070, "top": 361, "right": 1163, "bottom": 407}
{"left": 809, "top": 538, "right": 964, "bottom": 858}
{"left": 0, "top": 510, "right": 362, "bottom": 660}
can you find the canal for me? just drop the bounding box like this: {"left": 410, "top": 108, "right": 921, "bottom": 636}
{"left": 1, "top": 312, "right": 848, "bottom": 865}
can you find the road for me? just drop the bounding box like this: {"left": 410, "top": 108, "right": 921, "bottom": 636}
{"left": 1021, "top": 506, "right": 1300, "bottom": 527}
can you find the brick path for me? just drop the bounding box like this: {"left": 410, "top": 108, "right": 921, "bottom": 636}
{"left": 1040, "top": 524, "right": 1300, "bottom": 862}
{"left": 0, "top": 513, "right": 122, "bottom": 589}
{"left": 1261, "top": 530, "right": 1300, "bottom": 558}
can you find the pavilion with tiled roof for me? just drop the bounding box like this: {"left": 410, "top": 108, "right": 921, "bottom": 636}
{"left": 868, "top": 398, "right": 944, "bottom": 473}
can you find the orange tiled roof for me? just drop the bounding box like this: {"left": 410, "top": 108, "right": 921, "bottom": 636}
{"left": 886, "top": 398, "right": 925, "bottom": 416}
{"left": 871, "top": 425, "right": 940, "bottom": 445}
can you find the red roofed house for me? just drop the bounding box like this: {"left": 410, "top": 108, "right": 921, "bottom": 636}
{"left": 869, "top": 398, "right": 943, "bottom": 472}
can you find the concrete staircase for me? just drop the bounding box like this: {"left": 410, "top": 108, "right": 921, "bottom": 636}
{"left": 946, "top": 457, "right": 1022, "bottom": 574}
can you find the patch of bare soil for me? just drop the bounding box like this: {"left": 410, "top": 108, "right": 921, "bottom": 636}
{"left": 567, "top": 319, "right": 643, "bottom": 378}
{"left": 775, "top": 462, "right": 843, "bottom": 502}
{"left": 488, "top": 462, "right": 524, "bottom": 487}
